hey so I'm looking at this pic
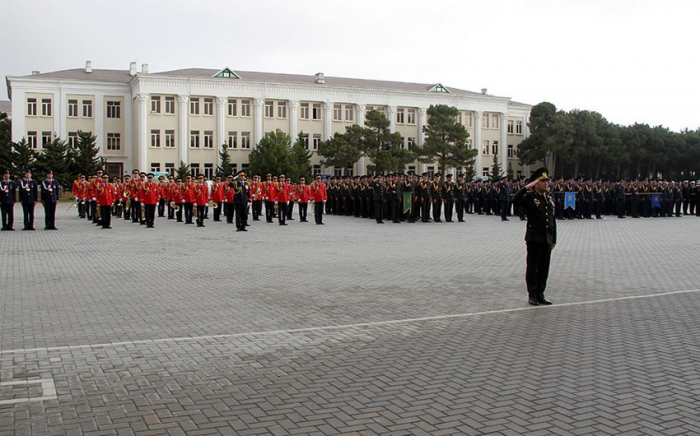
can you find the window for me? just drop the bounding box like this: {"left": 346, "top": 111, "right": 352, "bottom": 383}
{"left": 227, "top": 98, "right": 237, "bottom": 116}
{"left": 204, "top": 164, "right": 214, "bottom": 180}
{"left": 312, "top": 134, "right": 321, "bottom": 150}
{"left": 345, "top": 105, "right": 354, "bottom": 122}
{"left": 482, "top": 140, "right": 490, "bottom": 155}
{"left": 482, "top": 167, "right": 489, "bottom": 177}
{"left": 190, "top": 163, "right": 200, "bottom": 177}
{"left": 82, "top": 100, "right": 93, "bottom": 118}
{"left": 507, "top": 120, "right": 514, "bottom": 134}
{"left": 165, "top": 130, "right": 175, "bottom": 148}
{"left": 151, "top": 96, "right": 161, "bottom": 114}
{"left": 466, "top": 139, "right": 473, "bottom": 149}
{"left": 396, "top": 108, "right": 405, "bottom": 124}
{"left": 312, "top": 103, "right": 321, "bottom": 120}
{"left": 241, "top": 132, "right": 251, "bottom": 149}
{"left": 516, "top": 121, "right": 523, "bottom": 135}
{"left": 68, "top": 132, "right": 78, "bottom": 148}
{"left": 228, "top": 131, "right": 237, "bottom": 149}
{"left": 203, "top": 131, "right": 214, "bottom": 148}
{"left": 265, "top": 101, "right": 274, "bottom": 118}
{"left": 107, "top": 101, "right": 121, "bottom": 118}
{"left": 491, "top": 114, "right": 500, "bottom": 129}
{"left": 481, "top": 114, "right": 490, "bottom": 129}
{"left": 345, "top": 167, "right": 354, "bottom": 177}
{"left": 41, "top": 99, "right": 52, "bottom": 116}
{"left": 301, "top": 133, "right": 309, "bottom": 150}
{"left": 463, "top": 112, "right": 473, "bottom": 128}
{"left": 406, "top": 108, "right": 415, "bottom": 125}
{"left": 492, "top": 140, "right": 499, "bottom": 156}
{"left": 151, "top": 163, "right": 161, "bottom": 172}
{"left": 313, "top": 165, "right": 321, "bottom": 175}
{"left": 27, "top": 98, "right": 37, "bottom": 116}
{"left": 190, "top": 98, "right": 200, "bottom": 115}
{"left": 107, "top": 133, "right": 121, "bottom": 150}
{"left": 151, "top": 130, "right": 161, "bottom": 148}
{"left": 241, "top": 100, "right": 251, "bottom": 117}
{"left": 508, "top": 144, "right": 514, "bottom": 158}
{"left": 42, "top": 131, "right": 52, "bottom": 146}
{"left": 333, "top": 104, "right": 342, "bottom": 121}
{"left": 67, "top": 100, "right": 78, "bottom": 117}
{"left": 203, "top": 98, "right": 214, "bottom": 116}
{"left": 300, "top": 103, "right": 309, "bottom": 120}
{"left": 334, "top": 167, "right": 343, "bottom": 177}
{"left": 241, "top": 163, "right": 249, "bottom": 173}
{"left": 27, "top": 132, "right": 37, "bottom": 149}
{"left": 231, "top": 163, "right": 238, "bottom": 174}
{"left": 190, "top": 130, "right": 200, "bottom": 148}
{"left": 407, "top": 137, "right": 416, "bottom": 148}
{"left": 165, "top": 163, "right": 175, "bottom": 176}
{"left": 277, "top": 101, "right": 287, "bottom": 119}
{"left": 165, "top": 96, "right": 175, "bottom": 114}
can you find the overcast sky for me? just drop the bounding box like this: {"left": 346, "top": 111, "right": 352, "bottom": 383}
{"left": 3, "top": 0, "right": 698, "bottom": 131}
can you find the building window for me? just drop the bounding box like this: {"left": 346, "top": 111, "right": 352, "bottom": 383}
{"left": 151, "top": 129, "right": 161, "bottom": 148}
{"left": 300, "top": 103, "right": 309, "bottom": 120}
{"left": 227, "top": 99, "right": 237, "bottom": 116}
{"left": 203, "top": 131, "right": 214, "bottom": 148}
{"left": 231, "top": 163, "right": 238, "bottom": 174}
{"left": 312, "top": 134, "right": 321, "bottom": 150}
{"left": 190, "top": 98, "right": 200, "bottom": 115}
{"left": 301, "top": 133, "right": 309, "bottom": 150}
{"left": 345, "top": 105, "right": 354, "bottom": 122}
{"left": 492, "top": 140, "right": 499, "bottom": 155}
{"left": 190, "top": 130, "right": 200, "bottom": 148}
{"left": 333, "top": 104, "right": 342, "bottom": 121}
{"left": 241, "top": 132, "right": 251, "bottom": 149}
{"left": 190, "top": 163, "right": 200, "bottom": 177}
{"left": 277, "top": 101, "right": 287, "bottom": 119}
{"left": 491, "top": 114, "right": 500, "bottom": 129}
{"left": 241, "top": 100, "right": 251, "bottom": 117}
{"left": 463, "top": 112, "right": 473, "bottom": 128}
{"left": 42, "top": 131, "right": 52, "bottom": 146}
{"left": 482, "top": 167, "right": 489, "bottom": 177}
{"left": 165, "top": 130, "right": 175, "bottom": 148}
{"left": 82, "top": 100, "right": 93, "bottom": 118}
{"left": 107, "top": 101, "right": 121, "bottom": 118}
{"left": 396, "top": 108, "right": 405, "bottom": 124}
{"left": 508, "top": 144, "right": 514, "bottom": 158}
{"left": 482, "top": 140, "right": 490, "bottom": 155}
{"left": 151, "top": 96, "right": 161, "bottom": 114}
{"left": 481, "top": 114, "right": 489, "bottom": 129}
{"left": 228, "top": 131, "right": 237, "bottom": 149}
{"left": 241, "top": 163, "right": 249, "bottom": 173}
{"left": 41, "top": 99, "right": 52, "bottom": 116}
{"left": 407, "top": 108, "right": 415, "bottom": 125}
{"left": 107, "top": 133, "right": 121, "bottom": 150}
{"left": 264, "top": 101, "right": 274, "bottom": 118}
{"left": 68, "top": 132, "right": 78, "bottom": 148}
{"left": 507, "top": 120, "right": 514, "bottom": 134}
{"left": 312, "top": 103, "right": 321, "bottom": 120}
{"left": 165, "top": 96, "right": 175, "bottom": 114}
{"left": 334, "top": 167, "right": 342, "bottom": 177}
{"left": 407, "top": 137, "right": 416, "bottom": 148}
{"left": 516, "top": 120, "right": 523, "bottom": 135}
{"left": 203, "top": 98, "right": 214, "bottom": 116}
{"left": 165, "top": 163, "right": 175, "bottom": 176}
{"left": 27, "top": 132, "right": 37, "bottom": 149}
{"left": 204, "top": 164, "right": 214, "bottom": 180}
{"left": 466, "top": 139, "right": 472, "bottom": 149}
{"left": 67, "top": 99, "right": 78, "bottom": 117}
{"left": 150, "top": 162, "right": 161, "bottom": 173}
{"left": 27, "top": 98, "right": 37, "bottom": 116}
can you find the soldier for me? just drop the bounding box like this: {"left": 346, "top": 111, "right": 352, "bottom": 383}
{"left": 386, "top": 173, "right": 400, "bottom": 223}
{"left": 582, "top": 178, "right": 594, "bottom": 219}
{"left": 296, "top": 177, "right": 310, "bottom": 222}
{"left": 682, "top": 181, "right": 691, "bottom": 215}
{"left": 157, "top": 175, "right": 167, "bottom": 217}
{"left": 86, "top": 175, "right": 98, "bottom": 223}
{"left": 71, "top": 174, "right": 87, "bottom": 218}
{"left": 96, "top": 174, "right": 115, "bottom": 229}
{"left": 130, "top": 170, "right": 142, "bottom": 224}
{"left": 473, "top": 179, "right": 483, "bottom": 215}
{"left": 275, "top": 174, "right": 291, "bottom": 225}
{"left": 430, "top": 173, "right": 443, "bottom": 222}
{"left": 310, "top": 175, "right": 327, "bottom": 225}
{"left": 443, "top": 174, "right": 455, "bottom": 222}
{"left": 512, "top": 167, "right": 556, "bottom": 306}
{"left": 183, "top": 175, "right": 196, "bottom": 224}
{"left": 594, "top": 179, "right": 605, "bottom": 219}
{"left": 250, "top": 175, "right": 263, "bottom": 221}
{"left": 41, "top": 170, "right": 60, "bottom": 230}
{"left": 19, "top": 170, "right": 38, "bottom": 230}
{"left": 689, "top": 181, "right": 697, "bottom": 215}
{"left": 402, "top": 173, "right": 415, "bottom": 223}
{"left": 416, "top": 172, "right": 431, "bottom": 222}
{"left": 455, "top": 174, "right": 466, "bottom": 222}
{"left": 194, "top": 175, "right": 209, "bottom": 227}
{"left": 498, "top": 179, "right": 512, "bottom": 221}
{"left": 232, "top": 171, "right": 249, "bottom": 231}
{"left": 287, "top": 178, "right": 297, "bottom": 220}
{"left": 140, "top": 173, "right": 160, "bottom": 228}
{"left": 614, "top": 179, "right": 626, "bottom": 218}
{"left": 171, "top": 178, "right": 185, "bottom": 222}
{"left": 210, "top": 176, "right": 224, "bottom": 222}
{"left": 1, "top": 170, "right": 16, "bottom": 231}
{"left": 372, "top": 174, "right": 386, "bottom": 224}
{"left": 223, "top": 174, "right": 235, "bottom": 224}
{"left": 165, "top": 175, "right": 175, "bottom": 219}
{"left": 121, "top": 175, "right": 132, "bottom": 220}
{"left": 262, "top": 173, "right": 276, "bottom": 223}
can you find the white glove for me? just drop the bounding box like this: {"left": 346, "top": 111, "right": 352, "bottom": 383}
{"left": 141, "top": 202, "right": 145, "bottom": 206}
{"left": 74, "top": 196, "right": 78, "bottom": 201}
{"left": 92, "top": 197, "right": 96, "bottom": 201}
{"left": 274, "top": 201, "right": 278, "bottom": 205}
{"left": 134, "top": 197, "right": 138, "bottom": 201}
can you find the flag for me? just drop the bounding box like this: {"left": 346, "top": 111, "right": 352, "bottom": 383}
{"left": 651, "top": 194, "right": 661, "bottom": 209}
{"left": 564, "top": 192, "right": 576, "bottom": 210}
{"left": 403, "top": 192, "right": 412, "bottom": 214}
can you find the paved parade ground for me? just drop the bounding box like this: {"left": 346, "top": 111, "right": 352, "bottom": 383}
{"left": 1, "top": 205, "right": 700, "bottom": 435}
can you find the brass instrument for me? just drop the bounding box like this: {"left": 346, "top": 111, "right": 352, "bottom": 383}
{"left": 207, "top": 200, "right": 218, "bottom": 209}
{"left": 193, "top": 203, "right": 198, "bottom": 218}
{"left": 125, "top": 199, "right": 131, "bottom": 210}
{"left": 169, "top": 201, "right": 180, "bottom": 212}
{"left": 124, "top": 190, "right": 131, "bottom": 198}
{"left": 141, "top": 203, "right": 146, "bottom": 222}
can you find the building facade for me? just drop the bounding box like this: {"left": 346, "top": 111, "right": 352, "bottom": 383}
{"left": 7, "top": 61, "right": 532, "bottom": 179}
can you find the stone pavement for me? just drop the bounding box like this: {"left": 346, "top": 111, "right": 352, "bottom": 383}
{"left": 1, "top": 204, "right": 699, "bottom": 435}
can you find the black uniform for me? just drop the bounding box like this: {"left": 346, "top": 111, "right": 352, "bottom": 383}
{"left": 0, "top": 177, "right": 16, "bottom": 230}
{"left": 18, "top": 177, "right": 38, "bottom": 230}
{"left": 232, "top": 178, "right": 249, "bottom": 231}
{"left": 372, "top": 180, "right": 386, "bottom": 223}
{"left": 41, "top": 177, "right": 60, "bottom": 230}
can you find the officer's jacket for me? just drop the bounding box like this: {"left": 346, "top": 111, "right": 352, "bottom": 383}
{"left": 512, "top": 187, "right": 557, "bottom": 245}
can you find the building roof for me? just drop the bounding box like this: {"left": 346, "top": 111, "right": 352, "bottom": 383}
{"left": 13, "top": 68, "right": 133, "bottom": 84}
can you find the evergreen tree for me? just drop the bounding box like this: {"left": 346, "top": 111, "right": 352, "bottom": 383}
{"left": 216, "top": 143, "right": 235, "bottom": 177}
{"left": 417, "top": 105, "right": 475, "bottom": 175}
{"left": 490, "top": 155, "right": 504, "bottom": 181}
{"left": 0, "top": 111, "right": 11, "bottom": 173}
{"left": 11, "top": 138, "right": 37, "bottom": 177}
{"left": 318, "top": 132, "right": 362, "bottom": 174}
{"left": 248, "top": 129, "right": 294, "bottom": 177}
{"left": 176, "top": 160, "right": 191, "bottom": 180}
{"left": 35, "top": 136, "right": 73, "bottom": 188}
{"left": 70, "top": 130, "right": 104, "bottom": 177}
{"left": 290, "top": 132, "right": 313, "bottom": 182}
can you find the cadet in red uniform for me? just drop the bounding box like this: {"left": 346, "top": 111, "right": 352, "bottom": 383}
{"left": 97, "top": 174, "right": 115, "bottom": 229}
{"left": 130, "top": 170, "right": 142, "bottom": 224}
{"left": 250, "top": 175, "right": 263, "bottom": 221}
{"left": 165, "top": 175, "right": 175, "bottom": 219}
{"left": 112, "top": 176, "right": 123, "bottom": 218}
{"left": 310, "top": 175, "right": 328, "bottom": 224}
{"left": 223, "top": 174, "right": 235, "bottom": 224}
{"left": 72, "top": 174, "right": 87, "bottom": 218}
{"left": 296, "top": 177, "right": 311, "bottom": 222}
{"left": 275, "top": 174, "right": 292, "bottom": 225}
{"left": 183, "top": 175, "right": 196, "bottom": 224}
{"left": 287, "top": 178, "right": 297, "bottom": 220}
{"left": 140, "top": 173, "right": 160, "bottom": 228}
{"left": 210, "top": 176, "right": 224, "bottom": 222}
{"left": 194, "top": 175, "right": 209, "bottom": 227}
{"left": 121, "top": 175, "right": 132, "bottom": 220}
{"left": 171, "top": 178, "right": 185, "bottom": 222}
{"left": 262, "top": 173, "right": 277, "bottom": 223}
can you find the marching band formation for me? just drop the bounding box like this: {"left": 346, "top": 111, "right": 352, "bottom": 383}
{"left": 2, "top": 168, "right": 699, "bottom": 233}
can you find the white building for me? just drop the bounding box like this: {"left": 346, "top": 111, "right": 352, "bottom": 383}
{"left": 6, "top": 61, "right": 532, "bottom": 179}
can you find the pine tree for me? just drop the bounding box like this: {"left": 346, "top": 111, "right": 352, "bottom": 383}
{"left": 216, "top": 143, "right": 235, "bottom": 177}
{"left": 176, "top": 161, "right": 191, "bottom": 180}
{"left": 70, "top": 131, "right": 104, "bottom": 177}
{"left": 248, "top": 129, "right": 294, "bottom": 177}
{"left": 10, "top": 138, "right": 37, "bottom": 177}
{"left": 35, "top": 136, "right": 73, "bottom": 188}
{"left": 0, "top": 111, "right": 11, "bottom": 173}
{"left": 290, "top": 132, "right": 313, "bottom": 182}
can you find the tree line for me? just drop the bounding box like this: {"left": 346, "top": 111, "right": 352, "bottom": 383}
{"left": 518, "top": 102, "right": 700, "bottom": 180}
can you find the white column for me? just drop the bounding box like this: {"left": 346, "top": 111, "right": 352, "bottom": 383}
{"left": 53, "top": 91, "right": 61, "bottom": 139}
{"left": 523, "top": 116, "right": 531, "bottom": 176}
{"left": 216, "top": 97, "right": 226, "bottom": 168}
{"left": 177, "top": 95, "right": 189, "bottom": 165}
{"left": 417, "top": 107, "right": 427, "bottom": 173}
{"left": 474, "top": 111, "right": 483, "bottom": 178}
{"left": 253, "top": 98, "right": 264, "bottom": 146}
{"left": 387, "top": 106, "right": 396, "bottom": 133}
{"left": 10, "top": 90, "right": 25, "bottom": 142}
{"left": 356, "top": 104, "right": 366, "bottom": 175}
{"left": 94, "top": 93, "right": 104, "bottom": 156}
{"left": 323, "top": 102, "right": 333, "bottom": 141}
{"left": 124, "top": 94, "right": 133, "bottom": 171}
{"left": 500, "top": 113, "right": 508, "bottom": 175}
{"left": 136, "top": 93, "right": 148, "bottom": 171}
{"left": 58, "top": 89, "right": 66, "bottom": 141}
{"left": 288, "top": 100, "right": 298, "bottom": 140}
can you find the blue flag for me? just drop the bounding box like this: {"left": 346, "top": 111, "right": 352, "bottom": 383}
{"left": 564, "top": 192, "right": 576, "bottom": 210}
{"left": 651, "top": 194, "right": 661, "bottom": 209}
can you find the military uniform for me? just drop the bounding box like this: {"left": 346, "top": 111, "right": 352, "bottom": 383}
{"left": 0, "top": 171, "right": 16, "bottom": 231}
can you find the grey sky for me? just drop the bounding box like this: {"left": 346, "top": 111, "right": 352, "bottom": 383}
{"left": 3, "top": 0, "right": 698, "bottom": 131}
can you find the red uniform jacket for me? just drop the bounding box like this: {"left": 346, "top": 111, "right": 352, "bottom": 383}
{"left": 171, "top": 184, "right": 184, "bottom": 203}
{"left": 263, "top": 181, "right": 277, "bottom": 202}
{"left": 224, "top": 182, "right": 235, "bottom": 203}
{"left": 250, "top": 181, "right": 262, "bottom": 201}
{"left": 131, "top": 180, "right": 142, "bottom": 201}
{"left": 297, "top": 184, "right": 310, "bottom": 203}
{"left": 140, "top": 182, "right": 160, "bottom": 205}
{"left": 72, "top": 180, "right": 86, "bottom": 199}
{"left": 310, "top": 182, "right": 328, "bottom": 202}
{"left": 183, "top": 182, "right": 196, "bottom": 203}
{"left": 120, "top": 183, "right": 131, "bottom": 201}
{"left": 194, "top": 183, "right": 209, "bottom": 206}
{"left": 210, "top": 182, "right": 224, "bottom": 202}
{"left": 96, "top": 180, "right": 115, "bottom": 206}
{"left": 275, "top": 182, "right": 292, "bottom": 203}
{"left": 160, "top": 183, "right": 169, "bottom": 201}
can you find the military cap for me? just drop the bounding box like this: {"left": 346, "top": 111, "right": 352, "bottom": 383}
{"left": 529, "top": 167, "right": 551, "bottom": 183}
{"left": 3, "top": 169, "right": 9, "bottom": 174}
{"left": 446, "top": 174, "right": 453, "bottom": 178}
{"left": 46, "top": 170, "right": 53, "bottom": 175}
{"left": 238, "top": 171, "right": 246, "bottom": 176}
{"left": 176, "top": 178, "right": 182, "bottom": 182}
